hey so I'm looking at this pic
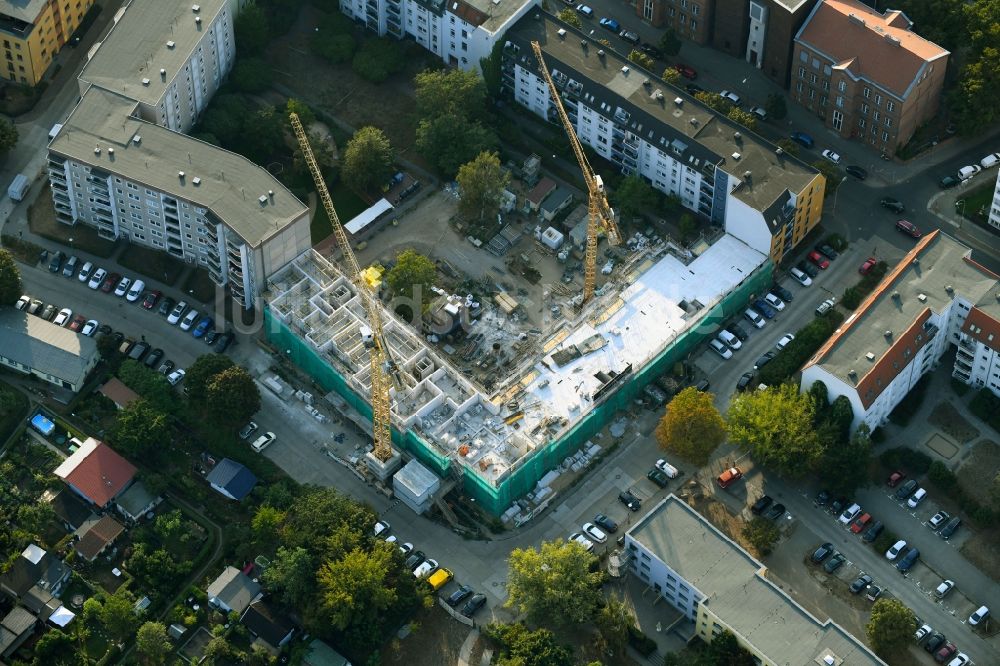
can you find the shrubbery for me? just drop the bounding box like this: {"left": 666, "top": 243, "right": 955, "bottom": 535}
{"left": 970, "top": 388, "right": 1000, "bottom": 432}
{"left": 878, "top": 446, "right": 932, "bottom": 474}
{"left": 927, "top": 460, "right": 997, "bottom": 526}
{"left": 627, "top": 625, "right": 657, "bottom": 657}
{"left": 758, "top": 309, "right": 844, "bottom": 385}
{"left": 842, "top": 261, "right": 889, "bottom": 310}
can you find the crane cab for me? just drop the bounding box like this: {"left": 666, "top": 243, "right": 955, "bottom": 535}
{"left": 360, "top": 324, "right": 374, "bottom": 348}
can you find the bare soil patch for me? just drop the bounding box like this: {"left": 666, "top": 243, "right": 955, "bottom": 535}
{"left": 928, "top": 401, "right": 980, "bottom": 443}
{"left": 381, "top": 606, "right": 471, "bottom": 666}
{"left": 960, "top": 529, "right": 1000, "bottom": 583}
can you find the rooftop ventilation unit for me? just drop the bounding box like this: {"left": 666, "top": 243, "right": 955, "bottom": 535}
{"left": 866, "top": 352, "right": 875, "bottom": 361}
{"left": 731, "top": 152, "right": 741, "bottom": 161}
{"left": 884, "top": 34, "right": 901, "bottom": 46}
{"left": 178, "top": 171, "right": 186, "bottom": 181}
{"left": 192, "top": 177, "right": 202, "bottom": 186}
{"left": 848, "top": 369, "right": 858, "bottom": 382}
{"left": 945, "top": 284, "right": 954, "bottom": 293}
{"left": 734, "top": 131, "right": 742, "bottom": 141}
{"left": 918, "top": 293, "right": 927, "bottom": 302}
{"left": 192, "top": 4, "right": 200, "bottom": 12}
{"left": 107, "top": 147, "right": 114, "bottom": 156}
{"left": 94, "top": 146, "right": 101, "bottom": 155}
{"left": 557, "top": 28, "right": 566, "bottom": 38}
{"left": 195, "top": 16, "right": 202, "bottom": 25}
{"left": 884, "top": 330, "right": 893, "bottom": 339}
{"left": 141, "top": 78, "right": 150, "bottom": 86}
{"left": 643, "top": 78, "right": 650, "bottom": 87}
{"left": 160, "top": 69, "right": 167, "bottom": 80}
{"left": 673, "top": 96, "right": 683, "bottom": 106}
{"left": 581, "top": 40, "right": 587, "bottom": 48}
{"left": 597, "top": 49, "right": 605, "bottom": 57}
{"left": 775, "top": 147, "right": 783, "bottom": 155}
{"left": 655, "top": 91, "right": 664, "bottom": 101}
{"left": 621, "top": 66, "right": 629, "bottom": 74}
{"left": 132, "top": 135, "right": 141, "bottom": 145}
{"left": 689, "top": 117, "right": 699, "bottom": 127}
{"left": 167, "top": 41, "right": 176, "bottom": 49}
{"left": 258, "top": 195, "right": 269, "bottom": 206}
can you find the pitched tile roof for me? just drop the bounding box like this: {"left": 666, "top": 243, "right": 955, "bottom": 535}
{"left": 98, "top": 378, "right": 141, "bottom": 409}
{"left": 525, "top": 177, "right": 557, "bottom": 205}
{"left": 795, "top": 0, "right": 949, "bottom": 97}
{"left": 75, "top": 515, "right": 126, "bottom": 561}
{"left": 54, "top": 439, "right": 137, "bottom": 508}
{"left": 962, "top": 306, "right": 1000, "bottom": 350}
{"left": 241, "top": 600, "right": 295, "bottom": 648}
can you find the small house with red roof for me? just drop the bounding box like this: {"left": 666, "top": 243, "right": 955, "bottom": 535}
{"left": 53, "top": 438, "right": 137, "bottom": 509}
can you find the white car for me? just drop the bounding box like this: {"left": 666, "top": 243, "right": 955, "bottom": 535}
{"left": 980, "top": 152, "right": 1000, "bottom": 168}
{"left": 907, "top": 487, "right": 927, "bottom": 508}
{"left": 885, "top": 539, "right": 907, "bottom": 560}
{"left": 126, "top": 279, "right": 145, "bottom": 302}
{"left": 15, "top": 295, "right": 30, "bottom": 310}
{"left": 914, "top": 623, "right": 932, "bottom": 641}
{"left": 582, "top": 522, "right": 607, "bottom": 543}
{"left": 113, "top": 276, "right": 132, "bottom": 297}
{"left": 969, "top": 605, "right": 990, "bottom": 625}
{"left": 764, "top": 292, "right": 785, "bottom": 311}
{"left": 719, "top": 90, "right": 741, "bottom": 106}
{"left": 250, "top": 431, "right": 276, "bottom": 453}
{"left": 821, "top": 149, "right": 841, "bottom": 164}
{"left": 958, "top": 164, "right": 981, "bottom": 180}
{"left": 947, "top": 654, "right": 970, "bottom": 666}
{"left": 413, "top": 558, "right": 439, "bottom": 578}
{"left": 398, "top": 542, "right": 414, "bottom": 556}
{"left": 179, "top": 309, "right": 200, "bottom": 331}
{"left": 709, "top": 338, "right": 733, "bottom": 360}
{"left": 838, "top": 503, "right": 861, "bottom": 524}
{"left": 53, "top": 308, "right": 72, "bottom": 327}
{"left": 373, "top": 520, "right": 391, "bottom": 537}
{"left": 744, "top": 308, "right": 766, "bottom": 329}
{"left": 815, "top": 298, "right": 836, "bottom": 315}
{"left": 77, "top": 261, "right": 94, "bottom": 282}
{"left": 167, "top": 368, "right": 186, "bottom": 385}
{"left": 88, "top": 268, "right": 107, "bottom": 289}
{"left": 749, "top": 105, "right": 767, "bottom": 121}
{"left": 775, "top": 333, "right": 795, "bottom": 351}
{"left": 81, "top": 319, "right": 99, "bottom": 336}
{"left": 789, "top": 267, "right": 812, "bottom": 286}
{"left": 717, "top": 329, "right": 742, "bottom": 350}
{"left": 167, "top": 300, "right": 188, "bottom": 325}
{"left": 569, "top": 532, "right": 595, "bottom": 552}
{"left": 655, "top": 458, "right": 679, "bottom": 478}
{"left": 934, "top": 580, "right": 955, "bottom": 598}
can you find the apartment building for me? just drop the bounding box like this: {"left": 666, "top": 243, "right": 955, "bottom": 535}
{"left": 502, "top": 15, "right": 825, "bottom": 264}
{"left": 77, "top": 0, "right": 234, "bottom": 133}
{"left": 631, "top": 0, "right": 711, "bottom": 44}
{"left": 626, "top": 496, "right": 885, "bottom": 665}
{"left": 792, "top": 0, "right": 948, "bottom": 153}
{"left": 801, "top": 231, "right": 1000, "bottom": 432}
{"left": 0, "top": 0, "right": 94, "bottom": 86}
{"left": 987, "top": 168, "right": 1000, "bottom": 232}
{"left": 339, "top": 0, "right": 538, "bottom": 71}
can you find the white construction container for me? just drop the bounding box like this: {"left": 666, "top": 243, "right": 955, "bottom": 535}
{"left": 541, "top": 226, "right": 564, "bottom": 250}
{"left": 7, "top": 174, "right": 29, "bottom": 202}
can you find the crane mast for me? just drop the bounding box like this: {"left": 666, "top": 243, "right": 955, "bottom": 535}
{"left": 289, "top": 112, "right": 396, "bottom": 463}
{"left": 530, "top": 41, "right": 622, "bottom": 304}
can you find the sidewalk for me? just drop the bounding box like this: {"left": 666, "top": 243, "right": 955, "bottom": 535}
{"left": 926, "top": 176, "right": 1000, "bottom": 261}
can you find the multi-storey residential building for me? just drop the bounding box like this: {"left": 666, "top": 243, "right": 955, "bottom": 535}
{"left": 46, "top": 0, "right": 311, "bottom": 309}
{"left": 626, "top": 496, "right": 885, "bottom": 665}
{"left": 76, "top": 0, "right": 234, "bottom": 133}
{"left": 987, "top": 169, "right": 1000, "bottom": 232}
{"left": 801, "top": 231, "right": 1000, "bottom": 432}
{"left": 340, "top": 0, "right": 538, "bottom": 71}
{"left": 792, "top": 0, "right": 948, "bottom": 153}
{"left": 1, "top": 0, "right": 94, "bottom": 85}
{"left": 48, "top": 87, "right": 311, "bottom": 309}
{"left": 502, "top": 15, "right": 825, "bottom": 264}
{"left": 632, "top": 0, "right": 712, "bottom": 44}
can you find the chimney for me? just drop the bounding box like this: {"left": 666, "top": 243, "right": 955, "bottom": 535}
{"left": 178, "top": 171, "right": 186, "bottom": 183}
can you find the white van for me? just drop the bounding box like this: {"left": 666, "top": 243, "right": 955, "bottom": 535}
{"left": 717, "top": 329, "right": 742, "bottom": 350}
{"left": 789, "top": 267, "right": 813, "bottom": 286}
{"left": 969, "top": 605, "right": 990, "bottom": 625}
{"left": 744, "top": 308, "right": 766, "bottom": 329}
{"left": 980, "top": 152, "right": 1000, "bottom": 169}
{"left": 958, "top": 165, "right": 981, "bottom": 180}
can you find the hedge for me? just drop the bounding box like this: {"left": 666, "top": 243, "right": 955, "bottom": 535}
{"left": 969, "top": 389, "right": 1000, "bottom": 433}
{"left": 758, "top": 309, "right": 844, "bottom": 385}
{"left": 878, "top": 446, "right": 932, "bottom": 474}
{"left": 627, "top": 625, "right": 658, "bottom": 657}
{"left": 841, "top": 261, "right": 889, "bottom": 310}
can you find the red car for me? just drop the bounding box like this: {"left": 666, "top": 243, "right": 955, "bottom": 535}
{"left": 674, "top": 63, "right": 698, "bottom": 79}
{"left": 850, "top": 513, "right": 871, "bottom": 534}
{"left": 808, "top": 250, "right": 830, "bottom": 269}
{"left": 887, "top": 470, "right": 906, "bottom": 487}
{"left": 68, "top": 314, "right": 87, "bottom": 332}
{"left": 142, "top": 290, "right": 162, "bottom": 310}
{"left": 895, "top": 219, "right": 922, "bottom": 238}
{"left": 858, "top": 256, "right": 877, "bottom": 275}
{"left": 100, "top": 272, "right": 121, "bottom": 293}
{"left": 717, "top": 467, "right": 743, "bottom": 489}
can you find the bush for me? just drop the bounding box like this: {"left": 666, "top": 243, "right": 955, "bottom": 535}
{"left": 878, "top": 447, "right": 932, "bottom": 474}
{"left": 969, "top": 388, "right": 1000, "bottom": 432}
{"left": 871, "top": 530, "right": 897, "bottom": 554}
{"left": 352, "top": 38, "right": 404, "bottom": 83}
{"left": 742, "top": 518, "right": 780, "bottom": 556}
{"left": 925, "top": 459, "right": 998, "bottom": 526}
{"left": 627, "top": 625, "right": 657, "bottom": 657}
{"left": 841, "top": 286, "right": 862, "bottom": 310}
{"left": 758, "top": 310, "right": 844, "bottom": 385}
{"left": 887, "top": 375, "right": 929, "bottom": 426}
{"left": 870, "top": 427, "right": 886, "bottom": 443}
{"left": 825, "top": 233, "right": 848, "bottom": 251}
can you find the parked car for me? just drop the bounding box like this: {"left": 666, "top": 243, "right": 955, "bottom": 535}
{"left": 179, "top": 309, "right": 200, "bottom": 331}
{"left": 935, "top": 643, "right": 957, "bottom": 663}
{"left": 113, "top": 276, "right": 132, "bottom": 297}
{"left": 77, "top": 261, "right": 94, "bottom": 282}
{"left": 865, "top": 584, "right": 882, "bottom": 602}
{"left": 717, "top": 467, "right": 742, "bottom": 489}
{"left": 896, "top": 547, "right": 919, "bottom": 572}
{"left": 770, "top": 285, "right": 794, "bottom": 303}
{"left": 404, "top": 550, "right": 425, "bottom": 571}
{"left": 815, "top": 298, "right": 836, "bottom": 315}
{"left": 618, "top": 490, "right": 641, "bottom": 511}
{"left": 929, "top": 511, "right": 950, "bottom": 530}
{"left": 675, "top": 63, "right": 698, "bottom": 79}
{"left": 598, "top": 17, "right": 620, "bottom": 31}
{"left": 167, "top": 368, "right": 186, "bottom": 385}
{"left": 947, "top": 654, "right": 970, "bottom": 666}
{"left": 582, "top": 522, "right": 608, "bottom": 543}
{"left": 654, "top": 459, "right": 679, "bottom": 478}
{"left": 619, "top": 29, "right": 640, "bottom": 44}
{"left": 907, "top": 487, "right": 927, "bottom": 508}
{"left": 639, "top": 43, "right": 663, "bottom": 59}
{"left": 750, "top": 495, "right": 773, "bottom": 515}
{"left": 924, "top": 633, "right": 946, "bottom": 653}
{"left": 53, "top": 308, "right": 72, "bottom": 327}
{"left": 726, "top": 323, "right": 750, "bottom": 341}
{"left": 239, "top": 421, "right": 259, "bottom": 440}
{"left": 915, "top": 623, "right": 932, "bottom": 642}
{"left": 736, "top": 371, "right": 755, "bottom": 392}
{"left": 685, "top": 83, "right": 704, "bottom": 95}
{"left": 126, "top": 279, "right": 145, "bottom": 302}
{"left": 214, "top": 332, "right": 235, "bottom": 353}
{"left": 461, "top": 593, "right": 487, "bottom": 617}
{"left": 719, "top": 90, "right": 742, "bottom": 106}
{"left": 143, "top": 348, "right": 164, "bottom": 369}
{"left": 81, "top": 319, "right": 99, "bottom": 336}
{"left": 708, "top": 338, "right": 733, "bottom": 359}
{"left": 846, "top": 165, "right": 867, "bottom": 180}
{"left": 569, "top": 532, "right": 595, "bottom": 552}
{"left": 895, "top": 219, "right": 922, "bottom": 238}
{"left": 838, "top": 503, "right": 862, "bottom": 525}
{"left": 939, "top": 175, "right": 961, "bottom": 189}
{"left": 797, "top": 260, "right": 819, "bottom": 278}
{"left": 100, "top": 272, "right": 121, "bottom": 293}
{"left": 862, "top": 521, "right": 883, "bottom": 543}
{"left": 718, "top": 328, "right": 742, "bottom": 350}
{"left": 749, "top": 106, "right": 767, "bottom": 121}
{"left": 807, "top": 250, "right": 830, "bottom": 269}
{"left": 815, "top": 243, "right": 839, "bottom": 260}
{"left": 594, "top": 514, "right": 618, "bottom": 533}
{"left": 447, "top": 585, "right": 474, "bottom": 607}
{"left": 15, "top": 295, "right": 30, "bottom": 311}
{"left": 575, "top": 4, "right": 594, "bottom": 16}
{"left": 880, "top": 197, "right": 905, "bottom": 213}
{"left": 193, "top": 316, "right": 214, "bottom": 338}
{"left": 885, "top": 539, "right": 907, "bottom": 560}
{"left": 752, "top": 298, "right": 776, "bottom": 318}
{"left": 850, "top": 573, "right": 873, "bottom": 594}
{"left": 251, "top": 432, "right": 276, "bottom": 453}
{"left": 763, "top": 503, "right": 785, "bottom": 520}
{"left": 764, "top": 292, "right": 786, "bottom": 311}
{"left": 934, "top": 580, "right": 955, "bottom": 599}
{"left": 850, "top": 513, "right": 871, "bottom": 534}
{"left": 68, "top": 314, "right": 86, "bottom": 332}
{"left": 821, "top": 149, "right": 841, "bottom": 164}
{"left": 814, "top": 490, "right": 830, "bottom": 506}
{"left": 47, "top": 251, "right": 64, "bottom": 273}
{"left": 789, "top": 266, "right": 812, "bottom": 286}
{"left": 939, "top": 516, "right": 961, "bottom": 539}
{"left": 142, "top": 290, "right": 162, "bottom": 309}
{"left": 158, "top": 296, "right": 176, "bottom": 316}
{"left": 646, "top": 468, "right": 669, "bottom": 488}
{"left": 790, "top": 131, "right": 814, "bottom": 149}
{"left": 87, "top": 268, "right": 107, "bottom": 289}
{"left": 62, "top": 256, "right": 78, "bottom": 278}
{"left": 775, "top": 333, "right": 795, "bottom": 351}
{"left": 753, "top": 350, "right": 776, "bottom": 370}
{"left": 858, "top": 256, "right": 878, "bottom": 275}
{"left": 128, "top": 341, "right": 150, "bottom": 362}
{"left": 887, "top": 470, "right": 906, "bottom": 487}
{"left": 373, "top": 520, "right": 391, "bottom": 538}
{"left": 811, "top": 542, "right": 834, "bottom": 563}
{"left": 968, "top": 605, "right": 990, "bottom": 625}
{"left": 824, "top": 552, "right": 846, "bottom": 573}
{"left": 957, "top": 164, "right": 981, "bottom": 180}
{"left": 895, "top": 479, "right": 919, "bottom": 500}
{"left": 167, "top": 300, "right": 189, "bottom": 325}
{"left": 744, "top": 308, "right": 766, "bottom": 329}
{"left": 158, "top": 360, "right": 175, "bottom": 376}
{"left": 980, "top": 152, "right": 1000, "bottom": 168}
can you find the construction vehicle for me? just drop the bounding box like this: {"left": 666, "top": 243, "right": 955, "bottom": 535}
{"left": 530, "top": 41, "right": 622, "bottom": 304}
{"left": 289, "top": 112, "right": 399, "bottom": 464}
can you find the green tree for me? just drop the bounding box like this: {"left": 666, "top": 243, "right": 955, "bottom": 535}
{"left": 262, "top": 546, "right": 315, "bottom": 607}
{"left": 662, "top": 67, "right": 681, "bottom": 85}
{"left": 99, "top": 590, "right": 139, "bottom": 642}
{"left": 659, "top": 28, "right": 682, "bottom": 56}
{"left": 811, "top": 160, "right": 843, "bottom": 195}
{"left": 695, "top": 91, "right": 733, "bottom": 114}
{"left": 893, "top": 0, "right": 966, "bottom": 51}
{"left": 557, "top": 8, "right": 582, "bottom": 28}
{"left": 153, "top": 510, "right": 186, "bottom": 544}
{"left": 866, "top": 598, "right": 916, "bottom": 656}
{"left": 33, "top": 627, "right": 74, "bottom": 661}
{"left": 776, "top": 138, "right": 799, "bottom": 156}
{"left": 480, "top": 40, "right": 505, "bottom": 99}
{"left": 136, "top": 621, "right": 171, "bottom": 665}
{"left": 126, "top": 543, "right": 184, "bottom": 593}
{"left": 505, "top": 539, "right": 603, "bottom": 627}
{"left": 314, "top": 33, "right": 356, "bottom": 64}
{"left": 486, "top": 622, "right": 575, "bottom": 666}
{"left": 0, "top": 249, "right": 23, "bottom": 305}
{"left": 456, "top": 150, "right": 510, "bottom": 221}
{"left": 0, "top": 117, "right": 18, "bottom": 154}
{"left": 827, "top": 395, "right": 855, "bottom": 441}
{"left": 286, "top": 98, "right": 316, "bottom": 128}
{"left": 415, "top": 69, "right": 487, "bottom": 120}
{"left": 251, "top": 505, "right": 287, "bottom": 544}
{"left": 386, "top": 249, "right": 437, "bottom": 309}
{"left": 612, "top": 175, "right": 659, "bottom": 222}
{"left": 654, "top": 387, "right": 727, "bottom": 466}
{"left": 727, "top": 384, "right": 821, "bottom": 476}
{"left": 234, "top": 4, "right": 269, "bottom": 57}
{"left": 110, "top": 398, "right": 172, "bottom": 457}
{"left": 627, "top": 49, "right": 655, "bottom": 70}
{"left": 231, "top": 57, "right": 272, "bottom": 93}
{"left": 185, "top": 354, "right": 235, "bottom": 406}
{"left": 678, "top": 213, "right": 699, "bottom": 243}
{"left": 205, "top": 366, "right": 261, "bottom": 430}
{"left": 416, "top": 112, "right": 498, "bottom": 176}
{"left": 765, "top": 92, "right": 787, "bottom": 120}
{"left": 742, "top": 517, "right": 780, "bottom": 556}
{"left": 819, "top": 424, "right": 872, "bottom": 495}
{"left": 727, "top": 107, "right": 757, "bottom": 131}
{"left": 342, "top": 126, "right": 395, "bottom": 195}
{"left": 596, "top": 599, "right": 633, "bottom": 656}
{"left": 808, "top": 380, "right": 829, "bottom": 413}
{"left": 316, "top": 545, "right": 398, "bottom": 630}
{"left": 117, "top": 361, "right": 175, "bottom": 413}
{"left": 351, "top": 38, "right": 405, "bottom": 83}
{"left": 702, "top": 631, "right": 755, "bottom": 665}
{"left": 97, "top": 332, "right": 121, "bottom": 361}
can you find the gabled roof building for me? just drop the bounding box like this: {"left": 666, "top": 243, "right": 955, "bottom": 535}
{"left": 53, "top": 438, "right": 136, "bottom": 508}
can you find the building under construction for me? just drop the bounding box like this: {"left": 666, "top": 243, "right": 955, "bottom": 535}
{"left": 265, "top": 226, "right": 772, "bottom": 516}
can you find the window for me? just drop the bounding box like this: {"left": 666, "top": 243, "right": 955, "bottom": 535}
{"left": 822, "top": 80, "right": 829, "bottom": 91}
{"left": 863, "top": 86, "right": 871, "bottom": 99}
{"left": 796, "top": 82, "right": 803, "bottom": 93}
{"left": 887, "top": 101, "right": 895, "bottom": 112}
{"left": 858, "top": 118, "right": 866, "bottom": 128}
{"left": 838, "top": 80, "right": 846, "bottom": 92}
{"left": 882, "top": 131, "right": 889, "bottom": 141}
{"left": 873, "top": 111, "right": 880, "bottom": 122}
{"left": 885, "top": 117, "right": 892, "bottom": 127}
{"left": 809, "top": 73, "right": 817, "bottom": 84}
{"left": 798, "top": 67, "right": 805, "bottom": 79}
{"left": 874, "top": 94, "right": 882, "bottom": 105}
{"left": 861, "top": 103, "right": 869, "bottom": 115}
{"left": 809, "top": 89, "right": 816, "bottom": 100}
{"left": 800, "top": 50, "right": 808, "bottom": 62}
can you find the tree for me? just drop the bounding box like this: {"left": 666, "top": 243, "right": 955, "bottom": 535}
{"left": 827, "top": 395, "right": 854, "bottom": 441}
{"left": 485, "top": 623, "right": 575, "bottom": 666}
{"left": 185, "top": 354, "right": 235, "bottom": 406}
{"left": 415, "top": 112, "right": 498, "bottom": 176}
{"left": 97, "top": 333, "right": 121, "bottom": 361}
{"left": 415, "top": 69, "right": 487, "bottom": 120}
{"left": 807, "top": 380, "right": 829, "bottom": 413}
{"left": 505, "top": 539, "right": 603, "bottom": 627}
{"left": 702, "top": 631, "right": 755, "bottom": 665}
{"left": 742, "top": 517, "right": 780, "bottom": 556}
{"left": 153, "top": 510, "right": 186, "bottom": 544}
{"left": 0, "top": 118, "right": 18, "bottom": 154}
{"left": 262, "top": 546, "right": 315, "bottom": 607}
{"left": 386, "top": 249, "right": 437, "bottom": 310}
{"left": 765, "top": 93, "right": 787, "bottom": 120}
{"left": 866, "top": 598, "right": 916, "bottom": 656}
{"left": 110, "top": 398, "right": 171, "bottom": 456}
{"left": 234, "top": 4, "right": 269, "bottom": 57}
{"left": 678, "top": 213, "right": 699, "bottom": 243}
{"left": 316, "top": 545, "right": 398, "bottom": 630}
{"left": 286, "top": 98, "right": 316, "bottom": 128}
{"left": 99, "top": 590, "right": 139, "bottom": 642}
{"left": 811, "top": 160, "right": 843, "bottom": 195}
{"left": 117, "top": 361, "right": 175, "bottom": 413}
{"left": 662, "top": 67, "right": 680, "bottom": 85}
{"left": 342, "top": 126, "right": 395, "bottom": 194}
{"left": 33, "top": 627, "right": 74, "bottom": 661}
{"left": 251, "top": 505, "right": 287, "bottom": 544}
{"left": 314, "top": 33, "right": 356, "bottom": 64}
{"left": 126, "top": 543, "right": 185, "bottom": 592}
{"left": 727, "top": 108, "right": 757, "bottom": 131}
{"left": 456, "top": 151, "right": 510, "bottom": 221}
{"left": 654, "top": 387, "right": 727, "bottom": 466}
{"left": 776, "top": 138, "right": 799, "bottom": 156}
{"left": 205, "top": 366, "right": 261, "bottom": 430}
{"left": 557, "top": 8, "right": 582, "bottom": 28}
{"left": 818, "top": 424, "right": 872, "bottom": 495}
{"left": 231, "top": 57, "right": 272, "bottom": 93}
{"left": 727, "top": 384, "right": 821, "bottom": 476}
{"left": 136, "top": 621, "right": 171, "bottom": 665}
{"left": 480, "top": 40, "right": 504, "bottom": 99}
{"left": 612, "top": 175, "right": 659, "bottom": 222}
{"left": 659, "top": 28, "right": 682, "bottom": 56}
{"left": 352, "top": 38, "right": 405, "bottom": 83}
{"left": 0, "top": 249, "right": 23, "bottom": 305}
{"left": 627, "top": 49, "right": 654, "bottom": 70}
{"left": 596, "top": 599, "right": 633, "bottom": 656}
{"left": 695, "top": 91, "right": 733, "bottom": 114}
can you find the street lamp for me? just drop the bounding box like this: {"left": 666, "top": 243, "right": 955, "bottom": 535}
{"left": 955, "top": 199, "right": 966, "bottom": 217}
{"left": 832, "top": 177, "right": 848, "bottom": 214}
{"left": 68, "top": 237, "right": 74, "bottom": 252}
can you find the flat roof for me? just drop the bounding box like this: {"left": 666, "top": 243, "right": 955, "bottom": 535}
{"left": 0, "top": 0, "right": 47, "bottom": 24}
{"left": 0, "top": 309, "right": 96, "bottom": 384}
{"left": 78, "top": 0, "right": 228, "bottom": 107}
{"left": 805, "top": 231, "right": 999, "bottom": 407}
{"left": 414, "top": 0, "right": 535, "bottom": 34}
{"left": 505, "top": 14, "right": 819, "bottom": 213}
{"left": 630, "top": 496, "right": 885, "bottom": 665}
{"left": 50, "top": 87, "right": 308, "bottom": 247}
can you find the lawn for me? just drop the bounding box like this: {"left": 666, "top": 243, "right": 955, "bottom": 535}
{"left": 956, "top": 181, "right": 998, "bottom": 232}
{"left": 1, "top": 233, "right": 46, "bottom": 265}
{"left": 182, "top": 267, "right": 217, "bottom": 303}
{"left": 309, "top": 180, "right": 370, "bottom": 245}
{"left": 28, "top": 184, "right": 118, "bottom": 258}
{"left": 116, "top": 244, "right": 185, "bottom": 286}
{"left": 0, "top": 381, "right": 29, "bottom": 445}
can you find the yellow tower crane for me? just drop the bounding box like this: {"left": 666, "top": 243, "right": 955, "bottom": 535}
{"left": 531, "top": 40, "right": 622, "bottom": 304}
{"left": 289, "top": 112, "right": 398, "bottom": 463}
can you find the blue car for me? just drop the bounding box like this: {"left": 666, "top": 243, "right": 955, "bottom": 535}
{"left": 599, "top": 17, "right": 620, "bottom": 32}
{"left": 192, "top": 316, "right": 214, "bottom": 338}
{"left": 896, "top": 547, "right": 919, "bottom": 572}
{"left": 753, "top": 299, "right": 777, "bottom": 319}
{"left": 790, "top": 131, "right": 814, "bottom": 149}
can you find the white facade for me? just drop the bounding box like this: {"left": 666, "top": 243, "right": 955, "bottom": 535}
{"left": 955, "top": 318, "right": 1000, "bottom": 394}
{"left": 339, "top": 0, "right": 538, "bottom": 71}
{"left": 627, "top": 536, "right": 706, "bottom": 620}
{"left": 746, "top": 1, "right": 768, "bottom": 67}
{"left": 988, "top": 168, "right": 1000, "bottom": 231}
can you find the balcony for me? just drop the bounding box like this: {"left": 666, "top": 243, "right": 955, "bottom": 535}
{"left": 952, "top": 366, "right": 971, "bottom": 382}
{"left": 958, "top": 337, "right": 977, "bottom": 354}
{"left": 954, "top": 354, "right": 973, "bottom": 372}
